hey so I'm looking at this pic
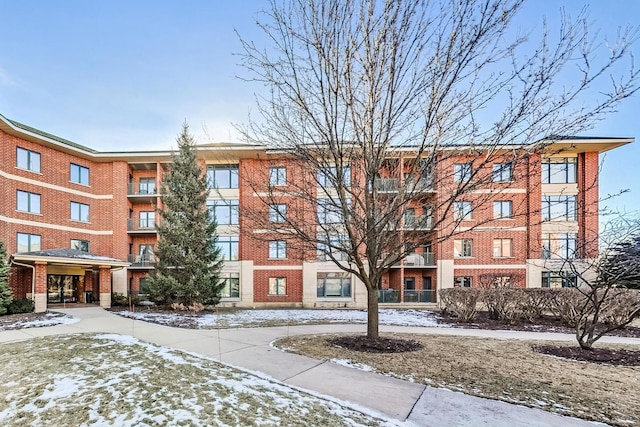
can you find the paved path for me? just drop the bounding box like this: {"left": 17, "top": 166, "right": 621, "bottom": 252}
{"left": 2, "top": 308, "right": 635, "bottom": 426}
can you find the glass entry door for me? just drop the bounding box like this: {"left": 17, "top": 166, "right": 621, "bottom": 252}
{"left": 47, "top": 275, "right": 82, "bottom": 303}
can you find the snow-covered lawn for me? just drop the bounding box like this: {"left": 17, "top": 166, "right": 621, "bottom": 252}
{"left": 114, "top": 308, "right": 445, "bottom": 329}
{"left": 0, "top": 334, "right": 398, "bottom": 426}
{"left": 0, "top": 312, "right": 79, "bottom": 331}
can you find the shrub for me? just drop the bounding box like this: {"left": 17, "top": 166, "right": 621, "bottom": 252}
{"left": 439, "top": 288, "right": 481, "bottom": 322}
{"left": 482, "top": 288, "right": 528, "bottom": 324}
{"left": 520, "top": 289, "right": 551, "bottom": 322}
{"left": 7, "top": 298, "right": 34, "bottom": 314}
{"left": 111, "top": 293, "right": 140, "bottom": 307}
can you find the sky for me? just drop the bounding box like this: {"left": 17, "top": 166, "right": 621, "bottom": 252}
{"left": 1, "top": 0, "right": 639, "bottom": 213}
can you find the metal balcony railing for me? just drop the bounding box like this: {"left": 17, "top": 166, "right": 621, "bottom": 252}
{"left": 127, "top": 218, "right": 159, "bottom": 232}
{"left": 378, "top": 289, "right": 437, "bottom": 303}
{"left": 403, "top": 216, "right": 433, "bottom": 230}
{"left": 374, "top": 177, "right": 434, "bottom": 193}
{"left": 403, "top": 252, "right": 436, "bottom": 266}
{"left": 127, "top": 182, "right": 158, "bottom": 196}
{"left": 127, "top": 254, "right": 155, "bottom": 268}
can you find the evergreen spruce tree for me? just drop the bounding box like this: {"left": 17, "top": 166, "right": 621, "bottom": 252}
{"left": 0, "top": 241, "right": 13, "bottom": 315}
{"left": 147, "top": 123, "right": 224, "bottom": 307}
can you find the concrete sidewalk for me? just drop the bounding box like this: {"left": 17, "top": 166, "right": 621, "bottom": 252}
{"left": 1, "top": 307, "right": 622, "bottom": 426}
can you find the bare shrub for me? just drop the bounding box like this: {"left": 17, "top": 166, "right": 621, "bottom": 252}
{"left": 521, "top": 289, "right": 551, "bottom": 322}
{"left": 546, "top": 288, "right": 583, "bottom": 328}
{"left": 439, "top": 289, "right": 481, "bottom": 322}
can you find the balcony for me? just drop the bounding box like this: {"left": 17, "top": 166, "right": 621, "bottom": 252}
{"left": 378, "top": 289, "right": 437, "bottom": 303}
{"left": 374, "top": 177, "right": 434, "bottom": 194}
{"left": 128, "top": 254, "right": 155, "bottom": 269}
{"left": 403, "top": 252, "right": 436, "bottom": 267}
{"left": 127, "top": 218, "right": 159, "bottom": 234}
{"left": 403, "top": 216, "right": 434, "bottom": 231}
{"left": 127, "top": 182, "right": 158, "bottom": 203}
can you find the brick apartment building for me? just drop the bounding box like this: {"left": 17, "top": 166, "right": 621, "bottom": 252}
{"left": 0, "top": 113, "right": 633, "bottom": 312}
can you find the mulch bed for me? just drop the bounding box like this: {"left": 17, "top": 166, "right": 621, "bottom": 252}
{"left": 0, "top": 312, "right": 56, "bottom": 330}
{"left": 534, "top": 345, "right": 640, "bottom": 366}
{"left": 329, "top": 335, "right": 423, "bottom": 353}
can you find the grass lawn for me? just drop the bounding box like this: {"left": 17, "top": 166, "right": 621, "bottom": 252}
{"left": 0, "top": 334, "right": 394, "bottom": 427}
{"left": 275, "top": 333, "right": 640, "bottom": 426}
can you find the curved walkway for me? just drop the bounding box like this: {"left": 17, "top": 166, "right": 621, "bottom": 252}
{"left": 2, "top": 307, "right": 634, "bottom": 426}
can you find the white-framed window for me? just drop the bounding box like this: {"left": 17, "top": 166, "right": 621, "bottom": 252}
{"left": 269, "top": 204, "right": 287, "bottom": 223}
{"left": 493, "top": 238, "right": 512, "bottom": 257}
{"left": 216, "top": 236, "right": 239, "bottom": 260}
{"left": 208, "top": 200, "right": 239, "bottom": 225}
{"left": 269, "top": 167, "right": 286, "bottom": 186}
{"left": 17, "top": 190, "right": 41, "bottom": 214}
{"left": 542, "top": 195, "right": 577, "bottom": 221}
{"left": 17, "top": 233, "right": 41, "bottom": 252}
{"left": 16, "top": 147, "right": 41, "bottom": 173}
{"left": 207, "top": 164, "right": 239, "bottom": 189}
{"left": 269, "top": 240, "right": 287, "bottom": 259}
{"left": 542, "top": 233, "right": 577, "bottom": 259}
{"left": 454, "top": 163, "right": 472, "bottom": 183}
{"left": 493, "top": 162, "right": 512, "bottom": 182}
{"left": 268, "top": 277, "right": 286, "bottom": 295}
{"left": 70, "top": 163, "right": 90, "bottom": 185}
{"left": 220, "top": 272, "right": 240, "bottom": 298}
{"left": 318, "top": 166, "right": 351, "bottom": 187}
{"left": 317, "top": 272, "right": 351, "bottom": 297}
{"left": 70, "top": 201, "right": 90, "bottom": 222}
{"left": 493, "top": 201, "right": 513, "bottom": 219}
{"left": 139, "top": 211, "right": 156, "bottom": 228}
{"left": 71, "top": 239, "right": 89, "bottom": 252}
{"left": 454, "top": 239, "right": 473, "bottom": 257}
{"left": 542, "top": 271, "right": 577, "bottom": 288}
{"left": 453, "top": 201, "right": 472, "bottom": 221}
{"left": 454, "top": 276, "right": 473, "bottom": 288}
{"left": 541, "top": 157, "right": 577, "bottom": 184}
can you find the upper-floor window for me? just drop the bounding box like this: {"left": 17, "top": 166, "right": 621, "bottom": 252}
{"left": 269, "top": 240, "right": 287, "bottom": 259}
{"left": 208, "top": 200, "right": 239, "bottom": 225}
{"left": 542, "top": 271, "right": 577, "bottom": 288}
{"left": 541, "top": 157, "right": 577, "bottom": 184}
{"left": 454, "top": 239, "right": 473, "bottom": 257}
{"left": 16, "top": 147, "right": 41, "bottom": 173}
{"left": 493, "top": 238, "right": 513, "bottom": 257}
{"left": 17, "top": 233, "right": 41, "bottom": 252}
{"left": 318, "top": 236, "right": 349, "bottom": 261}
{"left": 269, "top": 204, "right": 287, "bottom": 223}
{"left": 139, "top": 178, "right": 156, "bottom": 194}
{"left": 453, "top": 201, "right": 473, "bottom": 221}
{"left": 269, "top": 167, "right": 286, "bottom": 186}
{"left": 542, "top": 195, "right": 577, "bottom": 221}
{"left": 220, "top": 272, "right": 240, "bottom": 298}
{"left": 70, "top": 201, "right": 90, "bottom": 222}
{"left": 493, "top": 201, "right": 513, "bottom": 219}
{"left": 215, "top": 236, "right": 239, "bottom": 260}
{"left": 453, "top": 163, "right": 472, "bottom": 183}
{"left": 317, "top": 198, "right": 348, "bottom": 224}
{"left": 493, "top": 162, "right": 513, "bottom": 182}
{"left": 318, "top": 166, "right": 351, "bottom": 187}
{"left": 139, "top": 211, "right": 156, "bottom": 228}
{"left": 542, "top": 233, "right": 577, "bottom": 259}
{"left": 17, "top": 190, "right": 41, "bottom": 214}
{"left": 70, "top": 163, "right": 90, "bottom": 186}
{"left": 207, "top": 165, "right": 239, "bottom": 189}
{"left": 71, "top": 239, "right": 89, "bottom": 252}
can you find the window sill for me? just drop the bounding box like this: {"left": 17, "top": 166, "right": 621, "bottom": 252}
{"left": 268, "top": 294, "right": 287, "bottom": 297}
{"left": 70, "top": 219, "right": 91, "bottom": 224}
{"left": 16, "top": 210, "right": 43, "bottom": 216}
{"left": 69, "top": 181, "right": 91, "bottom": 187}
{"left": 15, "top": 167, "right": 42, "bottom": 175}
{"left": 268, "top": 258, "right": 287, "bottom": 261}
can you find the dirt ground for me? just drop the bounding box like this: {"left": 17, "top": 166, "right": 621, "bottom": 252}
{"left": 275, "top": 333, "right": 640, "bottom": 426}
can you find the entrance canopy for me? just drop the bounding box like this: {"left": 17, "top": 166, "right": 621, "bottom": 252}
{"left": 11, "top": 248, "right": 129, "bottom": 268}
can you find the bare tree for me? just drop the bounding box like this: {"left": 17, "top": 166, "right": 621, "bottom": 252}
{"left": 554, "top": 215, "right": 640, "bottom": 350}
{"left": 237, "top": 0, "right": 639, "bottom": 339}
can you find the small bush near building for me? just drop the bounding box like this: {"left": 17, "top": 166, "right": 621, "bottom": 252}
{"left": 111, "top": 293, "right": 141, "bottom": 307}
{"left": 438, "top": 288, "right": 481, "bottom": 322}
{"left": 7, "top": 298, "right": 34, "bottom": 314}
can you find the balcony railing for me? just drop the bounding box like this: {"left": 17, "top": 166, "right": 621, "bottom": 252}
{"left": 403, "top": 216, "right": 433, "bottom": 230}
{"left": 128, "top": 254, "right": 155, "bottom": 268}
{"left": 127, "top": 182, "right": 158, "bottom": 196}
{"left": 127, "top": 218, "right": 159, "bottom": 232}
{"left": 403, "top": 252, "right": 436, "bottom": 266}
{"left": 374, "top": 177, "right": 434, "bottom": 193}
{"left": 378, "top": 289, "right": 437, "bottom": 303}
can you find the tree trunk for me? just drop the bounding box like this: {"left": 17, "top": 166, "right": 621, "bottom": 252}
{"left": 367, "top": 288, "right": 380, "bottom": 339}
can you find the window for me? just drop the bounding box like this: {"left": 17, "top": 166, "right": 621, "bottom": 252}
{"left": 139, "top": 178, "right": 156, "bottom": 194}
{"left": 542, "top": 195, "right": 577, "bottom": 221}
{"left": 138, "top": 211, "right": 155, "bottom": 229}
{"left": 493, "top": 162, "right": 512, "bottom": 182}
{"left": 454, "top": 276, "right": 473, "bottom": 288}
{"left": 269, "top": 240, "right": 287, "bottom": 259}
{"left": 216, "top": 236, "right": 239, "bottom": 260}
{"left": 269, "top": 204, "right": 287, "bottom": 223}
{"left": 318, "top": 166, "right": 351, "bottom": 187}
{"left": 317, "top": 198, "right": 348, "bottom": 224}
{"left": 317, "top": 272, "right": 351, "bottom": 297}
{"left": 318, "top": 236, "right": 349, "bottom": 261}
{"left": 269, "top": 167, "right": 286, "bottom": 186}
{"left": 208, "top": 200, "right": 239, "bottom": 225}
{"left": 16, "top": 147, "right": 41, "bottom": 173}
{"left": 17, "top": 233, "right": 41, "bottom": 252}
{"left": 139, "top": 278, "right": 150, "bottom": 295}
{"left": 70, "top": 163, "right": 90, "bottom": 185}
{"left": 268, "top": 277, "right": 286, "bottom": 295}
{"left": 493, "top": 201, "right": 513, "bottom": 219}
{"left": 542, "top": 233, "right": 577, "bottom": 259}
{"left": 541, "top": 157, "right": 577, "bottom": 184}
{"left": 70, "top": 239, "right": 89, "bottom": 252}
{"left": 493, "top": 239, "right": 512, "bottom": 257}
{"left": 70, "top": 202, "right": 90, "bottom": 222}
{"left": 207, "top": 164, "right": 239, "bottom": 189}
{"left": 453, "top": 201, "right": 472, "bottom": 221}
{"left": 454, "top": 239, "right": 473, "bottom": 257}
{"left": 139, "top": 245, "right": 154, "bottom": 262}
{"left": 220, "top": 273, "right": 240, "bottom": 298}
{"left": 542, "top": 271, "right": 577, "bottom": 288}
{"left": 454, "top": 163, "right": 472, "bottom": 183}
{"left": 17, "top": 190, "right": 41, "bottom": 214}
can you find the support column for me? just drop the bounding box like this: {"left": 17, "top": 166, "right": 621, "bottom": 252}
{"left": 34, "top": 262, "right": 47, "bottom": 313}
{"left": 99, "top": 266, "right": 112, "bottom": 308}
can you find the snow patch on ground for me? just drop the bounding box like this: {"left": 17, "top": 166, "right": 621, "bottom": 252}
{"left": 0, "top": 312, "right": 79, "bottom": 331}
{"left": 330, "top": 358, "right": 377, "bottom": 372}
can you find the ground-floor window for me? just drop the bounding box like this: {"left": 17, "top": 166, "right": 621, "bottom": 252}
{"left": 454, "top": 276, "right": 473, "bottom": 288}
{"left": 541, "top": 271, "right": 577, "bottom": 288}
{"left": 317, "top": 272, "right": 351, "bottom": 297}
{"left": 220, "top": 273, "right": 240, "bottom": 298}
{"left": 47, "top": 275, "right": 83, "bottom": 303}
{"left": 139, "top": 277, "right": 150, "bottom": 295}
{"left": 268, "top": 277, "right": 286, "bottom": 296}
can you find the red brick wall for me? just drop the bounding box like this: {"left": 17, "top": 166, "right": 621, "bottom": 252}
{"left": 579, "top": 152, "right": 599, "bottom": 258}
{"left": 252, "top": 269, "right": 303, "bottom": 303}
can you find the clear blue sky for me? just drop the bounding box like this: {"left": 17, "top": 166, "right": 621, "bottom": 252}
{"left": 1, "top": 0, "right": 639, "bottom": 213}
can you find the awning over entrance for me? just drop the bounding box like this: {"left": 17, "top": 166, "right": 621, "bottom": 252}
{"left": 10, "top": 249, "right": 130, "bottom": 312}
